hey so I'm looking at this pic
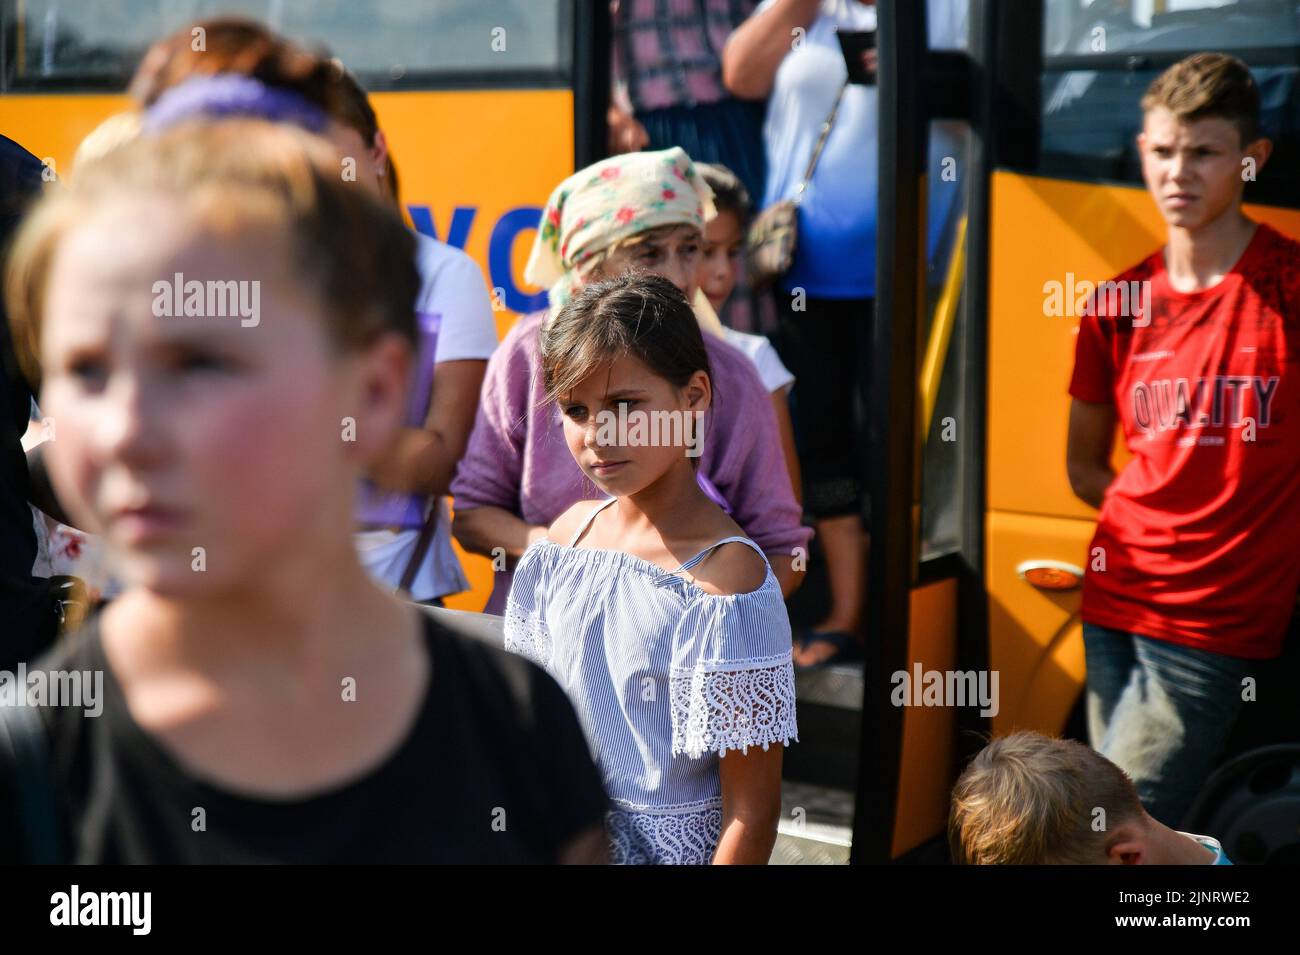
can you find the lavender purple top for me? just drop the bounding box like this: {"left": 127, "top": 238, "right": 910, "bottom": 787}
{"left": 450, "top": 309, "right": 812, "bottom": 615}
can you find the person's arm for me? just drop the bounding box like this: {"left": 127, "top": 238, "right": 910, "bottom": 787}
{"left": 366, "top": 359, "right": 486, "bottom": 496}
{"left": 557, "top": 824, "right": 609, "bottom": 864}
{"left": 606, "top": 1, "right": 650, "bottom": 154}
{"left": 772, "top": 389, "right": 802, "bottom": 505}
{"left": 682, "top": 547, "right": 794, "bottom": 864}
{"left": 452, "top": 505, "right": 548, "bottom": 566}
{"left": 705, "top": 342, "right": 808, "bottom": 599}
{"left": 448, "top": 318, "right": 540, "bottom": 561}
{"left": 766, "top": 550, "right": 800, "bottom": 598}
{"left": 722, "top": 0, "right": 823, "bottom": 100}
{"left": 713, "top": 744, "right": 784, "bottom": 864}
{"left": 1066, "top": 398, "right": 1118, "bottom": 509}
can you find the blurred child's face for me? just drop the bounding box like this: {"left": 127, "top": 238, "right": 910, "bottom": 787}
{"left": 39, "top": 195, "right": 407, "bottom": 597}
{"left": 557, "top": 353, "right": 710, "bottom": 497}
{"left": 1138, "top": 108, "right": 1270, "bottom": 230}
{"left": 590, "top": 225, "right": 702, "bottom": 301}
{"left": 697, "top": 210, "right": 744, "bottom": 311}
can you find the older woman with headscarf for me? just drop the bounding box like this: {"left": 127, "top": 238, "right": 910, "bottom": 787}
{"left": 451, "top": 147, "right": 810, "bottom": 615}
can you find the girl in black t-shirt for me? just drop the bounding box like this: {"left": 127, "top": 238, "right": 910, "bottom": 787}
{"left": 0, "top": 116, "right": 608, "bottom": 864}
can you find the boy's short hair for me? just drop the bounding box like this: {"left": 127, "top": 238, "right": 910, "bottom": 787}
{"left": 1140, "top": 52, "right": 1261, "bottom": 145}
{"left": 948, "top": 731, "right": 1145, "bottom": 864}
{"left": 696, "top": 163, "right": 751, "bottom": 222}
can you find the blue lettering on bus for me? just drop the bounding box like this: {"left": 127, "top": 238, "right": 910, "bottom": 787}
{"left": 489, "top": 207, "right": 548, "bottom": 314}
{"left": 407, "top": 203, "right": 547, "bottom": 314}
{"left": 407, "top": 205, "right": 476, "bottom": 251}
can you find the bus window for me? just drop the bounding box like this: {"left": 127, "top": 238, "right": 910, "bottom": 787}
{"left": 918, "top": 119, "right": 971, "bottom": 563}
{"left": 1045, "top": 0, "right": 1300, "bottom": 55}
{"left": 1037, "top": 0, "right": 1300, "bottom": 206}
{"left": 3, "top": 1, "right": 572, "bottom": 89}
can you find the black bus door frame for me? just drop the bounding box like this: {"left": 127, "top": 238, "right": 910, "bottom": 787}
{"left": 849, "top": 0, "right": 1042, "bottom": 864}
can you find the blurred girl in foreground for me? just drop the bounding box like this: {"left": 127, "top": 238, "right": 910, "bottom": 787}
{"left": 0, "top": 120, "right": 606, "bottom": 863}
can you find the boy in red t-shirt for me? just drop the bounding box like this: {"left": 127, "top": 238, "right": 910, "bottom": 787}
{"left": 1066, "top": 53, "right": 1300, "bottom": 827}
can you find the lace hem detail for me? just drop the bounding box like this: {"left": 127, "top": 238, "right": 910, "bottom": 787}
{"left": 670, "top": 653, "right": 799, "bottom": 758}
{"left": 503, "top": 605, "right": 551, "bottom": 667}
{"left": 606, "top": 804, "right": 723, "bottom": 865}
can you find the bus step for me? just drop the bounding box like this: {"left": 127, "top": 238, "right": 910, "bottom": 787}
{"left": 784, "top": 662, "right": 864, "bottom": 790}
{"left": 795, "top": 660, "right": 864, "bottom": 710}
{"left": 770, "top": 781, "right": 855, "bottom": 865}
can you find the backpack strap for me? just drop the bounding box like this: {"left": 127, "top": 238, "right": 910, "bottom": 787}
{"left": 0, "top": 689, "right": 67, "bottom": 864}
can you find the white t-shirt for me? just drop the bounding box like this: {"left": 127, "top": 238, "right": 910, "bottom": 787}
{"left": 355, "top": 233, "right": 498, "bottom": 601}
{"left": 719, "top": 326, "right": 795, "bottom": 394}
{"left": 412, "top": 232, "right": 501, "bottom": 362}
{"left": 754, "top": 0, "right": 968, "bottom": 297}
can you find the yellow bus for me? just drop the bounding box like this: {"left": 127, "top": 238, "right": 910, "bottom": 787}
{"left": 849, "top": 0, "right": 1300, "bottom": 864}
{"left": 3, "top": 0, "right": 1297, "bottom": 864}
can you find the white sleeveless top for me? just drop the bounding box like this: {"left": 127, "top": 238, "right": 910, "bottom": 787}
{"left": 503, "top": 497, "right": 798, "bottom": 865}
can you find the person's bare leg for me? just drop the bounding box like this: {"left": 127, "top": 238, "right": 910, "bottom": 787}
{"left": 794, "top": 514, "right": 867, "bottom": 667}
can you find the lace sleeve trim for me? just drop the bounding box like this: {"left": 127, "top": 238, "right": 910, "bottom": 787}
{"left": 503, "top": 605, "right": 552, "bottom": 667}
{"left": 669, "top": 653, "right": 798, "bottom": 758}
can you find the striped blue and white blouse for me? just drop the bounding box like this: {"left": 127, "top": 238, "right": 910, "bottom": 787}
{"left": 504, "top": 496, "right": 799, "bottom": 865}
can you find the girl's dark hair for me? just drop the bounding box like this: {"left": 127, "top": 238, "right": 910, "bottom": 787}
{"left": 696, "top": 163, "right": 751, "bottom": 222}
{"left": 539, "top": 273, "right": 713, "bottom": 431}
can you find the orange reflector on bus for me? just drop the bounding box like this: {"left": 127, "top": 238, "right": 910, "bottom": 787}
{"left": 1015, "top": 560, "right": 1084, "bottom": 591}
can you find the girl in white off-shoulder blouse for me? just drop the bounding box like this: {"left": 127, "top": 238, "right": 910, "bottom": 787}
{"left": 504, "top": 272, "right": 799, "bottom": 865}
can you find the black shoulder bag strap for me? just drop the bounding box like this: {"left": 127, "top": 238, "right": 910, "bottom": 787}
{"left": 0, "top": 689, "right": 67, "bottom": 864}
{"left": 397, "top": 497, "right": 440, "bottom": 599}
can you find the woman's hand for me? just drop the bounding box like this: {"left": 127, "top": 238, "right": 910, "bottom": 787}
{"left": 607, "top": 104, "right": 650, "bottom": 154}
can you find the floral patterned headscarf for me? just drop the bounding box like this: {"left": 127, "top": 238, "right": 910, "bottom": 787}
{"left": 525, "top": 147, "right": 716, "bottom": 309}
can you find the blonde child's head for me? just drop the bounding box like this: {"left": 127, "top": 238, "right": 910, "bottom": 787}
{"left": 72, "top": 111, "right": 143, "bottom": 176}
{"left": 949, "top": 731, "right": 1147, "bottom": 864}
{"left": 5, "top": 119, "right": 418, "bottom": 598}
